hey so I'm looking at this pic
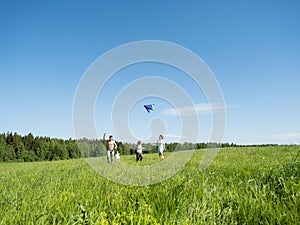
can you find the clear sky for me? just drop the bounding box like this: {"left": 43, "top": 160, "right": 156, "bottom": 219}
{"left": 1, "top": 0, "right": 300, "bottom": 144}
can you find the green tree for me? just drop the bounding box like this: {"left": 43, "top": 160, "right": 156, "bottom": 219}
{"left": 77, "top": 140, "right": 90, "bottom": 158}
{"left": 23, "top": 133, "right": 34, "bottom": 151}
{"left": 36, "top": 139, "right": 47, "bottom": 160}
{"left": 0, "top": 134, "right": 16, "bottom": 162}
{"left": 66, "top": 139, "right": 81, "bottom": 158}
{"left": 15, "top": 143, "right": 25, "bottom": 161}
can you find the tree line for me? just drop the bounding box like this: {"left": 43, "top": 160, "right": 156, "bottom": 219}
{"left": 0, "top": 132, "right": 244, "bottom": 163}
{"left": 0, "top": 132, "right": 81, "bottom": 162}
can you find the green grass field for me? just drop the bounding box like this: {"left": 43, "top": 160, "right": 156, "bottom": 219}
{"left": 0, "top": 146, "right": 299, "bottom": 224}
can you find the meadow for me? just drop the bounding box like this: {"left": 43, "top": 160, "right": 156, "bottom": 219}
{"left": 0, "top": 146, "right": 299, "bottom": 224}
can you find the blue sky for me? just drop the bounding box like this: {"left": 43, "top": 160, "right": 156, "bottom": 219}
{"left": 1, "top": 0, "right": 300, "bottom": 144}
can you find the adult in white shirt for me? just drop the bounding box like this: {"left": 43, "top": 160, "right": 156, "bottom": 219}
{"left": 103, "top": 133, "right": 117, "bottom": 163}
{"left": 136, "top": 140, "right": 143, "bottom": 161}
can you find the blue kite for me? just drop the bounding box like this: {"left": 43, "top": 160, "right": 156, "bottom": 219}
{"left": 144, "top": 104, "right": 155, "bottom": 113}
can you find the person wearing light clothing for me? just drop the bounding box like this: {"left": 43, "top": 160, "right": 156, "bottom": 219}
{"left": 136, "top": 140, "right": 143, "bottom": 161}
{"left": 103, "top": 133, "right": 117, "bottom": 163}
{"left": 115, "top": 151, "right": 120, "bottom": 163}
{"left": 157, "top": 134, "right": 165, "bottom": 159}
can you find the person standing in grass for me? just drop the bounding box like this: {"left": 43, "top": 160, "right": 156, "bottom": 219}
{"left": 103, "top": 133, "right": 117, "bottom": 163}
{"left": 157, "top": 134, "right": 165, "bottom": 159}
{"left": 136, "top": 140, "right": 143, "bottom": 161}
{"left": 115, "top": 150, "right": 120, "bottom": 163}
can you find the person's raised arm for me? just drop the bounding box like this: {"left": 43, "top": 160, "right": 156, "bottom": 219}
{"left": 103, "top": 133, "right": 107, "bottom": 145}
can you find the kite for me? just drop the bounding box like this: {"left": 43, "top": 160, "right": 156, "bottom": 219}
{"left": 144, "top": 104, "right": 155, "bottom": 113}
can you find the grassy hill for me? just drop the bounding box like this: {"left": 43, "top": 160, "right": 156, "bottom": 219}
{"left": 0, "top": 146, "right": 299, "bottom": 224}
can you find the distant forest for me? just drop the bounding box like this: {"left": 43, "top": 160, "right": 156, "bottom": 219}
{"left": 0, "top": 132, "right": 278, "bottom": 163}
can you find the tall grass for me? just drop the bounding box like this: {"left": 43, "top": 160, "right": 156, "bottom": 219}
{"left": 0, "top": 146, "right": 299, "bottom": 224}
